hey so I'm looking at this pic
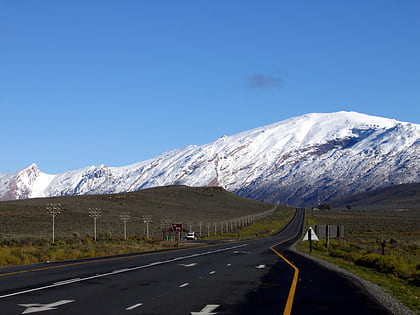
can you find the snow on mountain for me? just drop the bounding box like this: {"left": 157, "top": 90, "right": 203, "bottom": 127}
{"left": 0, "top": 163, "right": 55, "bottom": 200}
{"left": 1, "top": 111, "right": 419, "bottom": 206}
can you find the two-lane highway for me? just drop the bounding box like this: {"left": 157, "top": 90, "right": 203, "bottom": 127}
{"left": 0, "top": 209, "right": 304, "bottom": 314}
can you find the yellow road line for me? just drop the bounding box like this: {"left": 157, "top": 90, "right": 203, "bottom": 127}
{"left": 270, "top": 245, "right": 299, "bottom": 315}
{"left": 269, "top": 213, "right": 302, "bottom": 315}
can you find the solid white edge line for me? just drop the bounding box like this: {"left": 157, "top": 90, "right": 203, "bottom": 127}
{"left": 112, "top": 268, "right": 131, "bottom": 274}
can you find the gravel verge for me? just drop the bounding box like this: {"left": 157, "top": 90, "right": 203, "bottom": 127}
{"left": 289, "top": 244, "right": 416, "bottom": 315}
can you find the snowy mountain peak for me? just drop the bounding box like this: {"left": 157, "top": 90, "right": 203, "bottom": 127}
{"left": 19, "top": 163, "right": 40, "bottom": 179}
{"left": 1, "top": 111, "right": 418, "bottom": 205}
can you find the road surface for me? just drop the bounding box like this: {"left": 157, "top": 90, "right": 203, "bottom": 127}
{"left": 0, "top": 209, "right": 392, "bottom": 314}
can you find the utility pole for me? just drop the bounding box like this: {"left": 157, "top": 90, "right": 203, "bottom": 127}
{"left": 142, "top": 214, "right": 152, "bottom": 238}
{"left": 119, "top": 212, "right": 131, "bottom": 239}
{"left": 89, "top": 208, "right": 101, "bottom": 241}
{"left": 46, "top": 203, "right": 61, "bottom": 243}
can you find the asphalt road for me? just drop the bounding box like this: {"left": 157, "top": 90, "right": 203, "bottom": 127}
{"left": 0, "top": 209, "right": 392, "bottom": 315}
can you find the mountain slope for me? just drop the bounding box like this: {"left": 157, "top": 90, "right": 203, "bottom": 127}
{"left": 1, "top": 111, "right": 419, "bottom": 206}
{"left": 329, "top": 183, "right": 420, "bottom": 210}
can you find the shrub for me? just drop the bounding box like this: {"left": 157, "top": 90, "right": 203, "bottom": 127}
{"left": 329, "top": 249, "right": 351, "bottom": 260}
{"left": 354, "top": 253, "right": 412, "bottom": 278}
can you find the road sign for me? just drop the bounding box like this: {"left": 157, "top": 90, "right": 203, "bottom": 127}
{"left": 303, "top": 226, "right": 319, "bottom": 241}
{"left": 303, "top": 226, "right": 319, "bottom": 253}
{"left": 172, "top": 223, "right": 183, "bottom": 232}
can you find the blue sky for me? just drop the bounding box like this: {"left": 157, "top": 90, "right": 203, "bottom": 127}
{"left": 1, "top": 0, "right": 419, "bottom": 174}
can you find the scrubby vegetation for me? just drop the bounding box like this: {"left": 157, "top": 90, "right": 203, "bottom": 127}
{"left": 307, "top": 240, "right": 419, "bottom": 285}
{"left": 298, "top": 207, "right": 420, "bottom": 312}
{"left": 0, "top": 237, "right": 178, "bottom": 267}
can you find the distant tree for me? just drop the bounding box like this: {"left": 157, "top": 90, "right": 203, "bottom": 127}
{"left": 346, "top": 205, "right": 352, "bottom": 210}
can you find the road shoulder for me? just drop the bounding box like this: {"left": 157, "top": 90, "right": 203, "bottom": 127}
{"left": 288, "top": 245, "right": 415, "bottom": 315}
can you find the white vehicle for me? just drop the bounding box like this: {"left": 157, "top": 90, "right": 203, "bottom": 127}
{"left": 186, "top": 232, "right": 197, "bottom": 240}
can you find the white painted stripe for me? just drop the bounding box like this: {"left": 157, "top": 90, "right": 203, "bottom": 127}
{"left": 179, "top": 283, "right": 189, "bottom": 288}
{"left": 226, "top": 264, "right": 232, "bottom": 267}
{"left": 112, "top": 268, "right": 130, "bottom": 274}
{"left": 179, "top": 263, "right": 198, "bottom": 267}
{"left": 0, "top": 243, "right": 248, "bottom": 300}
{"left": 126, "top": 303, "right": 143, "bottom": 310}
{"left": 209, "top": 271, "right": 216, "bottom": 274}
{"left": 53, "top": 278, "right": 80, "bottom": 285}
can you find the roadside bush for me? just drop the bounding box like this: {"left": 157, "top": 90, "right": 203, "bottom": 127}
{"left": 329, "top": 249, "right": 351, "bottom": 260}
{"left": 311, "top": 242, "right": 328, "bottom": 252}
{"left": 355, "top": 253, "right": 412, "bottom": 278}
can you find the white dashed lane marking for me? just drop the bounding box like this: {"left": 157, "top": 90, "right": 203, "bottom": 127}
{"left": 126, "top": 303, "right": 143, "bottom": 310}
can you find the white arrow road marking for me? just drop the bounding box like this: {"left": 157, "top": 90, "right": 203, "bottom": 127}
{"left": 179, "top": 263, "right": 198, "bottom": 267}
{"left": 256, "top": 264, "right": 266, "bottom": 269}
{"left": 191, "top": 304, "right": 220, "bottom": 315}
{"left": 19, "top": 300, "right": 74, "bottom": 314}
{"left": 126, "top": 303, "right": 143, "bottom": 310}
{"left": 179, "top": 283, "right": 189, "bottom": 288}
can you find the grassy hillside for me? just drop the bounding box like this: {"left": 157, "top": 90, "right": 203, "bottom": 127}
{"left": 0, "top": 185, "right": 285, "bottom": 241}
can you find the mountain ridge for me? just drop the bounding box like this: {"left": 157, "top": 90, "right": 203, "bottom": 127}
{"left": 1, "top": 111, "right": 419, "bottom": 206}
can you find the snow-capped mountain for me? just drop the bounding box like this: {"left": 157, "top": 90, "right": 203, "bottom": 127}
{"left": 1, "top": 111, "right": 419, "bottom": 206}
